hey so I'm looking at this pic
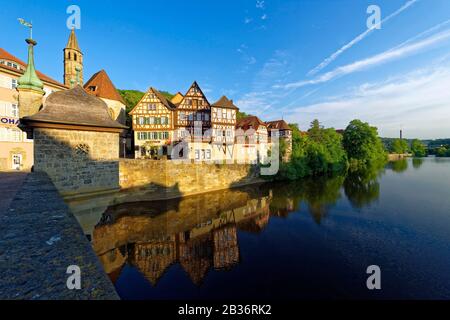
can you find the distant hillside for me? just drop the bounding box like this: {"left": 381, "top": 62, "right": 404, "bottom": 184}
{"left": 381, "top": 137, "right": 450, "bottom": 151}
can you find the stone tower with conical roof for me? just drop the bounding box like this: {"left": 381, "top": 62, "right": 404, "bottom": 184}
{"left": 64, "top": 29, "right": 83, "bottom": 87}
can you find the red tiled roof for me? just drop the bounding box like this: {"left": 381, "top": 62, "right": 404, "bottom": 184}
{"left": 0, "top": 47, "right": 67, "bottom": 89}
{"left": 84, "top": 70, "right": 125, "bottom": 104}
{"left": 266, "top": 120, "right": 291, "bottom": 131}
{"left": 211, "top": 96, "right": 239, "bottom": 110}
{"left": 236, "top": 116, "right": 266, "bottom": 131}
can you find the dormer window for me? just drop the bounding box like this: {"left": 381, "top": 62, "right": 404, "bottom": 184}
{"left": 88, "top": 86, "right": 97, "bottom": 92}
{"left": 1, "top": 60, "right": 21, "bottom": 70}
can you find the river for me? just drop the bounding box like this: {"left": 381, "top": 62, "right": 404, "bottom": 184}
{"left": 67, "top": 157, "right": 450, "bottom": 299}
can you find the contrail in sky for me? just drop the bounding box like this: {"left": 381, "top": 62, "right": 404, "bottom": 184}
{"left": 308, "top": 0, "right": 419, "bottom": 76}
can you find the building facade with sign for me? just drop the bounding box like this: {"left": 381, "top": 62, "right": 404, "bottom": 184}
{"left": 0, "top": 47, "right": 67, "bottom": 171}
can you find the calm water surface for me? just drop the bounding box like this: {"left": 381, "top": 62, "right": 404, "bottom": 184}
{"left": 68, "top": 158, "right": 450, "bottom": 299}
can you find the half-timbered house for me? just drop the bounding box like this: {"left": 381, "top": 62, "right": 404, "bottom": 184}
{"left": 235, "top": 116, "right": 269, "bottom": 164}
{"left": 266, "top": 119, "right": 292, "bottom": 162}
{"left": 129, "top": 87, "right": 176, "bottom": 159}
{"left": 211, "top": 96, "right": 237, "bottom": 144}
{"left": 175, "top": 81, "right": 211, "bottom": 141}
{"left": 173, "top": 81, "right": 214, "bottom": 161}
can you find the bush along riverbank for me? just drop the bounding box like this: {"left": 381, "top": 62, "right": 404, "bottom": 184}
{"left": 274, "top": 119, "right": 388, "bottom": 181}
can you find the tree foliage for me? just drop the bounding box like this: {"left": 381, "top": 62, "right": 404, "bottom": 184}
{"left": 436, "top": 146, "right": 450, "bottom": 157}
{"left": 237, "top": 111, "right": 253, "bottom": 120}
{"left": 276, "top": 120, "right": 347, "bottom": 180}
{"left": 390, "top": 138, "right": 409, "bottom": 154}
{"left": 342, "top": 119, "right": 386, "bottom": 167}
{"left": 410, "top": 139, "right": 427, "bottom": 157}
{"left": 118, "top": 89, "right": 145, "bottom": 114}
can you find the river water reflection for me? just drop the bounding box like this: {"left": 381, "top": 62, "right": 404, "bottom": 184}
{"left": 67, "top": 158, "right": 450, "bottom": 299}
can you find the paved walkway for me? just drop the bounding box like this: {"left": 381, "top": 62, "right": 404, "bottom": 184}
{"left": 0, "top": 172, "right": 28, "bottom": 216}
{"left": 0, "top": 172, "right": 119, "bottom": 299}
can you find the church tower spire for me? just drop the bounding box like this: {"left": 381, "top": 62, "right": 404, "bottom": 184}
{"left": 64, "top": 29, "right": 83, "bottom": 87}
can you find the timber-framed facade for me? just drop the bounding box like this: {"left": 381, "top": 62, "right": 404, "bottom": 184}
{"left": 129, "top": 87, "right": 176, "bottom": 159}
{"left": 129, "top": 81, "right": 290, "bottom": 163}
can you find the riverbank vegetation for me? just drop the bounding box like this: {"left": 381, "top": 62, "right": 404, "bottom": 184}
{"left": 276, "top": 119, "right": 387, "bottom": 181}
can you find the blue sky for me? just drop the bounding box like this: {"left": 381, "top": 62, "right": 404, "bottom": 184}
{"left": 1, "top": 0, "right": 450, "bottom": 138}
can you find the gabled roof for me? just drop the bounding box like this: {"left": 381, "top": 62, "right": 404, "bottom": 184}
{"left": 180, "top": 81, "right": 210, "bottom": 106}
{"left": 170, "top": 92, "right": 184, "bottom": 105}
{"left": 66, "top": 29, "right": 81, "bottom": 52}
{"left": 84, "top": 70, "right": 125, "bottom": 104}
{"left": 0, "top": 47, "right": 67, "bottom": 89}
{"left": 211, "top": 96, "right": 239, "bottom": 110}
{"left": 236, "top": 116, "right": 267, "bottom": 131}
{"left": 152, "top": 87, "right": 177, "bottom": 110}
{"left": 129, "top": 87, "right": 176, "bottom": 115}
{"left": 266, "top": 120, "right": 291, "bottom": 131}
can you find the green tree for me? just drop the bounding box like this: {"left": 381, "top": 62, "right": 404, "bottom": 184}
{"left": 276, "top": 121, "right": 347, "bottom": 180}
{"left": 343, "top": 119, "right": 386, "bottom": 167}
{"left": 436, "top": 146, "right": 450, "bottom": 157}
{"left": 118, "top": 89, "right": 145, "bottom": 114}
{"left": 390, "top": 138, "right": 409, "bottom": 154}
{"left": 307, "top": 119, "right": 324, "bottom": 143}
{"left": 118, "top": 89, "right": 145, "bottom": 127}
{"left": 410, "top": 139, "right": 427, "bottom": 157}
{"left": 237, "top": 111, "right": 253, "bottom": 120}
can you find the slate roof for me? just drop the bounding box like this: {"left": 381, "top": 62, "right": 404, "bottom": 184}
{"left": 22, "top": 85, "right": 127, "bottom": 129}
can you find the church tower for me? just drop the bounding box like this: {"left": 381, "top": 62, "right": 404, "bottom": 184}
{"left": 64, "top": 29, "right": 83, "bottom": 87}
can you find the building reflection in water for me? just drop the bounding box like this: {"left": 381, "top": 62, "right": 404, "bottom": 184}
{"left": 68, "top": 167, "right": 384, "bottom": 287}
{"left": 87, "top": 186, "right": 275, "bottom": 287}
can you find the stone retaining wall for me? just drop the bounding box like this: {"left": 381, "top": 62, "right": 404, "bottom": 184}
{"left": 119, "top": 159, "right": 265, "bottom": 200}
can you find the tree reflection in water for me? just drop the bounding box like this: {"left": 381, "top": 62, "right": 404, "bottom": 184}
{"left": 344, "top": 164, "right": 384, "bottom": 209}
{"left": 412, "top": 158, "right": 424, "bottom": 169}
{"left": 87, "top": 162, "right": 411, "bottom": 287}
{"left": 388, "top": 159, "right": 409, "bottom": 173}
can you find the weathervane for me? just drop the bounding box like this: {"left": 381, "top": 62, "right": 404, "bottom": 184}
{"left": 18, "top": 18, "right": 33, "bottom": 39}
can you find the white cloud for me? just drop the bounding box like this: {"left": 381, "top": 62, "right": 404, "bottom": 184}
{"left": 279, "top": 27, "right": 450, "bottom": 90}
{"left": 261, "top": 14, "right": 267, "bottom": 20}
{"left": 308, "top": 0, "right": 419, "bottom": 75}
{"left": 236, "top": 51, "right": 292, "bottom": 116}
{"left": 237, "top": 44, "right": 257, "bottom": 65}
{"left": 256, "top": 0, "right": 265, "bottom": 9}
{"left": 286, "top": 64, "right": 450, "bottom": 139}
{"left": 244, "top": 17, "right": 253, "bottom": 24}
